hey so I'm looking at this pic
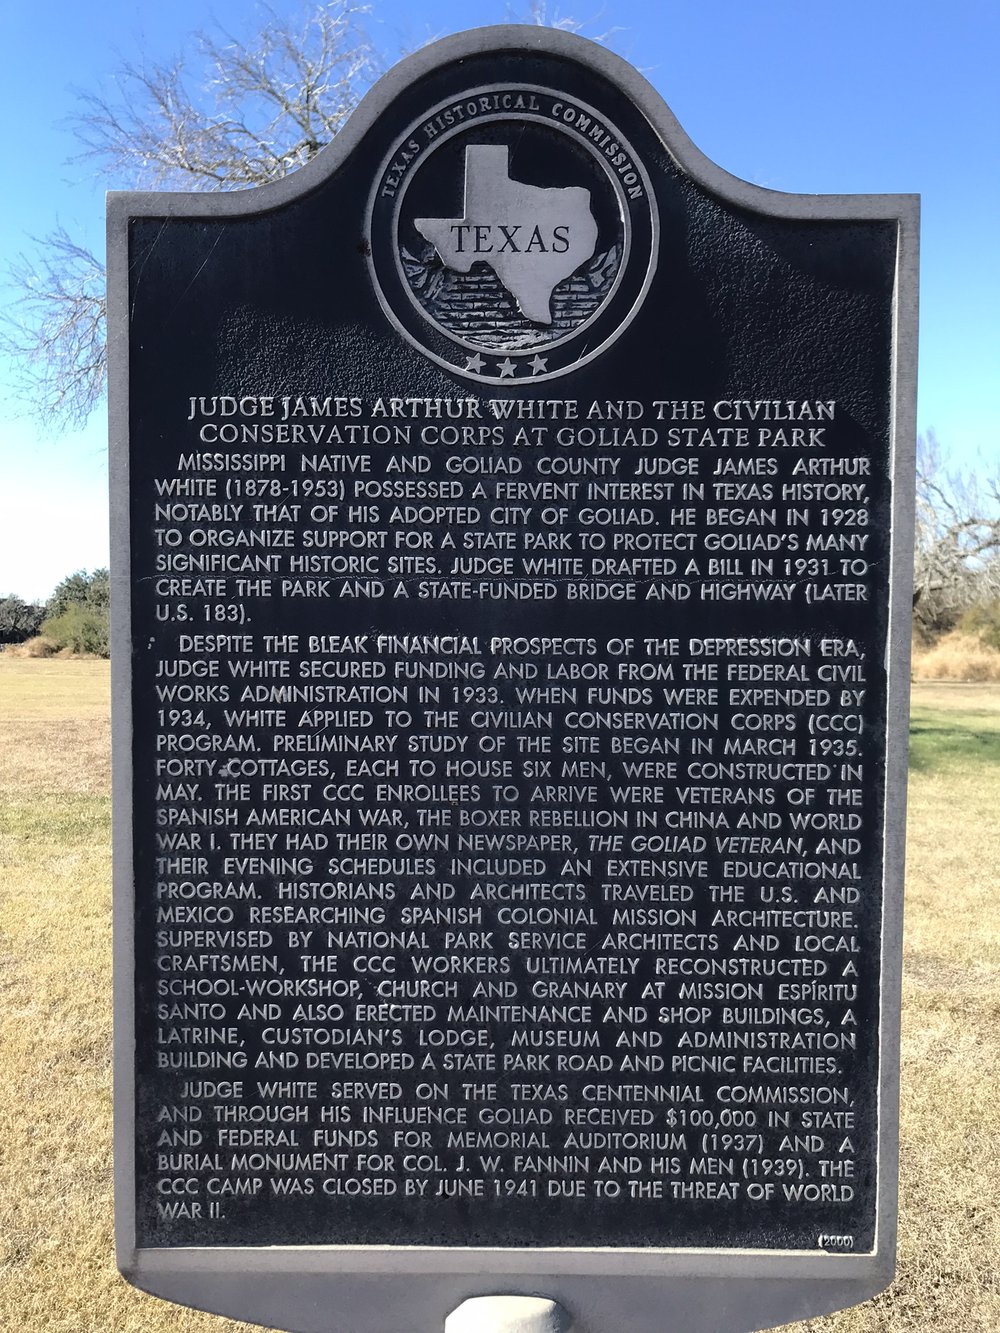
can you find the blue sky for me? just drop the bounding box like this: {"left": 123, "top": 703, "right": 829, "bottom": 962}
{"left": 1, "top": 0, "right": 997, "bottom": 602}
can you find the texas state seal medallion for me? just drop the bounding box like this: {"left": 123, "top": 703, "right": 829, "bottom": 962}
{"left": 367, "top": 85, "right": 657, "bottom": 383}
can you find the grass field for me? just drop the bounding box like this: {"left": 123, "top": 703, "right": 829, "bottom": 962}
{"left": 1, "top": 658, "right": 997, "bottom": 1332}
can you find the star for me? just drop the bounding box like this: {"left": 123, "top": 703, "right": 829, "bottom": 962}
{"left": 464, "top": 353, "right": 486, "bottom": 373}
{"left": 529, "top": 355, "right": 549, "bottom": 375}
{"left": 497, "top": 357, "right": 517, "bottom": 378}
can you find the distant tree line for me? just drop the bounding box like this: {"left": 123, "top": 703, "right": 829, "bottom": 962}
{"left": 0, "top": 568, "right": 109, "bottom": 656}
{"left": 0, "top": 594, "right": 45, "bottom": 644}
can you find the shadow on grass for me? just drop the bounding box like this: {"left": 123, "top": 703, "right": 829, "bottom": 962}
{"left": 909, "top": 716, "right": 1000, "bottom": 772}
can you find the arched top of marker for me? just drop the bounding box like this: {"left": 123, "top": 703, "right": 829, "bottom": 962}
{"left": 108, "top": 25, "right": 917, "bottom": 226}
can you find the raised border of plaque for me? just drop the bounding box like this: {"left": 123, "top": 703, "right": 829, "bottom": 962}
{"left": 109, "top": 25, "right": 917, "bottom": 1333}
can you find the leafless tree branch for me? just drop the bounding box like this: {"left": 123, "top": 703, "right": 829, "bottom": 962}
{"left": 4, "top": 3, "right": 378, "bottom": 428}
{"left": 504, "top": 0, "right": 621, "bottom": 43}
{"left": 72, "top": 3, "right": 379, "bottom": 190}
{"left": 2, "top": 228, "right": 107, "bottom": 427}
{"left": 913, "top": 430, "right": 1000, "bottom": 634}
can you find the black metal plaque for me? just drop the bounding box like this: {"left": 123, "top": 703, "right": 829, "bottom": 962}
{"left": 111, "top": 26, "right": 916, "bottom": 1333}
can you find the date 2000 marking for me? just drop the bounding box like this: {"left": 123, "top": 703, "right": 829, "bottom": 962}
{"left": 818, "top": 1234, "right": 855, "bottom": 1251}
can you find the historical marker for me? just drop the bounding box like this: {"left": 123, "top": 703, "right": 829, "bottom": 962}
{"left": 110, "top": 26, "right": 917, "bottom": 1333}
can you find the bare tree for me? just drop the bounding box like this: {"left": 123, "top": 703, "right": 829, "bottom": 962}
{"left": 2, "top": 2, "right": 379, "bottom": 428}
{"left": 74, "top": 2, "right": 377, "bottom": 189}
{"left": 505, "top": 1, "right": 620, "bottom": 43}
{"left": 505, "top": 1, "right": 584, "bottom": 30}
{"left": 5, "top": 227, "right": 108, "bottom": 426}
{"left": 913, "top": 430, "right": 1000, "bottom": 636}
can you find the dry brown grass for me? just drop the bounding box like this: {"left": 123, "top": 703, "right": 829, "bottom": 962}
{"left": 780, "top": 682, "right": 1000, "bottom": 1332}
{"left": 1, "top": 660, "right": 998, "bottom": 1331}
{"left": 3, "top": 634, "right": 55, "bottom": 658}
{"left": 0, "top": 656, "right": 274, "bottom": 1333}
{"left": 911, "top": 630, "right": 1000, "bottom": 682}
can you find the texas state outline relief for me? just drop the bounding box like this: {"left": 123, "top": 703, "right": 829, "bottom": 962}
{"left": 414, "top": 145, "right": 599, "bottom": 324}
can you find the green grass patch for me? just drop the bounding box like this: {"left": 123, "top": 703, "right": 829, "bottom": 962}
{"left": 909, "top": 704, "right": 1000, "bottom": 772}
{"left": 1, "top": 795, "right": 112, "bottom": 843}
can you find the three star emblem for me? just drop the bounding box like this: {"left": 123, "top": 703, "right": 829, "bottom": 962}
{"left": 462, "top": 353, "right": 549, "bottom": 379}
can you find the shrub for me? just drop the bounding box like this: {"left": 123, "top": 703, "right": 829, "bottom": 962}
{"left": 911, "top": 629, "right": 1000, "bottom": 682}
{"left": 40, "top": 604, "right": 110, "bottom": 657}
{"left": 39, "top": 568, "right": 111, "bottom": 658}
